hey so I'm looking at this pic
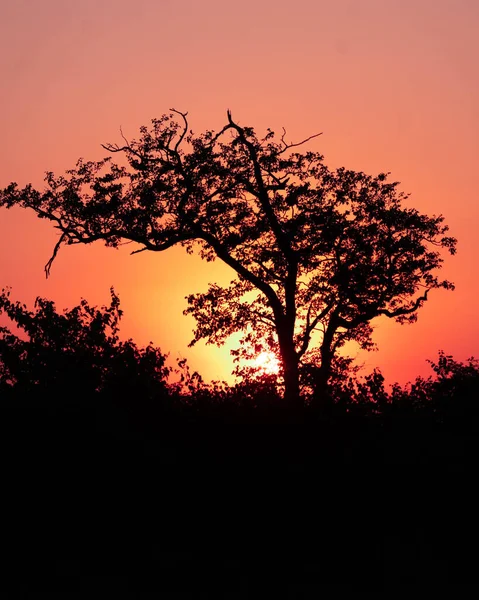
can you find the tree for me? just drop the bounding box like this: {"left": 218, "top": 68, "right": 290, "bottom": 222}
{"left": 0, "top": 287, "right": 170, "bottom": 406}
{"left": 0, "top": 110, "right": 456, "bottom": 411}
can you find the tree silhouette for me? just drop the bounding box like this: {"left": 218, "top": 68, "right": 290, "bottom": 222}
{"left": 0, "top": 111, "right": 456, "bottom": 410}
{"left": 0, "top": 287, "right": 170, "bottom": 406}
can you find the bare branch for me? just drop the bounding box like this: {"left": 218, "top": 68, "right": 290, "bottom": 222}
{"left": 101, "top": 140, "right": 143, "bottom": 161}
{"left": 119, "top": 126, "right": 130, "bottom": 148}
{"left": 45, "top": 233, "right": 67, "bottom": 278}
{"left": 130, "top": 247, "right": 148, "bottom": 256}
{"left": 100, "top": 125, "right": 146, "bottom": 164}
{"left": 169, "top": 108, "right": 189, "bottom": 152}
{"left": 279, "top": 128, "right": 323, "bottom": 154}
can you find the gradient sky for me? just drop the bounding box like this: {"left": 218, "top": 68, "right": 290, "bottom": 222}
{"left": 1, "top": 0, "right": 478, "bottom": 385}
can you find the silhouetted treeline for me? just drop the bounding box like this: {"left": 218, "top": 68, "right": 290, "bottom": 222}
{"left": 2, "top": 287, "right": 478, "bottom": 424}
{"left": 2, "top": 291, "right": 478, "bottom": 592}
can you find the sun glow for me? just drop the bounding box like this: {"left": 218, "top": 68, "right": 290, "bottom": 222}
{"left": 253, "top": 351, "right": 281, "bottom": 375}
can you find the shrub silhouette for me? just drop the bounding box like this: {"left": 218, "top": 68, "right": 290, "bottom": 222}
{"left": 0, "top": 287, "right": 170, "bottom": 410}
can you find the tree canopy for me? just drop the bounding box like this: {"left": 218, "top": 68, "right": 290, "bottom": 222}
{"left": 0, "top": 110, "right": 456, "bottom": 409}
{"left": 0, "top": 287, "right": 169, "bottom": 406}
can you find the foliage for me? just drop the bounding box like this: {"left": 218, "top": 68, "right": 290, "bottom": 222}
{"left": 0, "top": 110, "right": 457, "bottom": 407}
{"left": 328, "top": 351, "right": 479, "bottom": 422}
{"left": 0, "top": 287, "right": 170, "bottom": 406}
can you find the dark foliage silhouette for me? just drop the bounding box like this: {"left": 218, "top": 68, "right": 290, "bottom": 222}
{"left": 0, "top": 287, "right": 170, "bottom": 410}
{"left": 329, "top": 350, "right": 479, "bottom": 422}
{"left": 0, "top": 110, "right": 456, "bottom": 411}
{"left": 0, "top": 287, "right": 283, "bottom": 422}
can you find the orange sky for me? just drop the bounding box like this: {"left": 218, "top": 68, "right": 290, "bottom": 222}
{"left": 1, "top": 0, "right": 478, "bottom": 386}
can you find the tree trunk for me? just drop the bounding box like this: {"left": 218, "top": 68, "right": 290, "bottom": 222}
{"left": 278, "top": 330, "right": 301, "bottom": 414}
{"left": 313, "top": 358, "right": 333, "bottom": 413}
{"left": 312, "top": 330, "right": 335, "bottom": 414}
{"left": 283, "top": 358, "right": 300, "bottom": 409}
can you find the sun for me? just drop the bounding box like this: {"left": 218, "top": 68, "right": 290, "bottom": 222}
{"left": 253, "top": 351, "right": 280, "bottom": 375}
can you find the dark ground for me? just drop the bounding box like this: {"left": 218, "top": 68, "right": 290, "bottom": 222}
{"left": 2, "top": 403, "right": 478, "bottom": 596}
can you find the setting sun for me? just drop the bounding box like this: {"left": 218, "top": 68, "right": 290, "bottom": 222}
{"left": 253, "top": 351, "right": 280, "bottom": 376}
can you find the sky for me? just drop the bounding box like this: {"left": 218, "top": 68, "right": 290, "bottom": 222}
{"left": 0, "top": 0, "right": 478, "bottom": 386}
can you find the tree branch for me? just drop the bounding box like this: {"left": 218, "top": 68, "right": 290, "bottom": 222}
{"left": 279, "top": 127, "right": 323, "bottom": 154}
{"left": 250, "top": 309, "right": 276, "bottom": 326}
{"left": 101, "top": 127, "right": 143, "bottom": 161}
{"left": 225, "top": 111, "right": 300, "bottom": 334}
{"left": 45, "top": 233, "right": 68, "bottom": 278}
{"left": 297, "top": 298, "right": 336, "bottom": 358}
{"left": 338, "top": 289, "right": 431, "bottom": 330}
{"left": 200, "top": 231, "right": 284, "bottom": 323}
{"left": 226, "top": 111, "right": 292, "bottom": 259}
{"left": 169, "top": 108, "right": 189, "bottom": 153}
{"left": 253, "top": 259, "right": 286, "bottom": 282}
{"left": 377, "top": 289, "right": 430, "bottom": 318}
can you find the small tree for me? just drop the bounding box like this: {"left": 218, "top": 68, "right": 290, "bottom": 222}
{"left": 0, "top": 288, "right": 170, "bottom": 405}
{"left": 0, "top": 111, "right": 456, "bottom": 410}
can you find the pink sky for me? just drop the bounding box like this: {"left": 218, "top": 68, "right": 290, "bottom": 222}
{"left": 1, "top": 0, "right": 478, "bottom": 385}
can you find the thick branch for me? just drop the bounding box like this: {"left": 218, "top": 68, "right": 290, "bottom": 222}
{"left": 338, "top": 289, "right": 430, "bottom": 330}
{"left": 297, "top": 298, "right": 336, "bottom": 358}
{"left": 226, "top": 111, "right": 293, "bottom": 260}
{"left": 200, "top": 231, "right": 284, "bottom": 324}
{"left": 224, "top": 113, "right": 301, "bottom": 332}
